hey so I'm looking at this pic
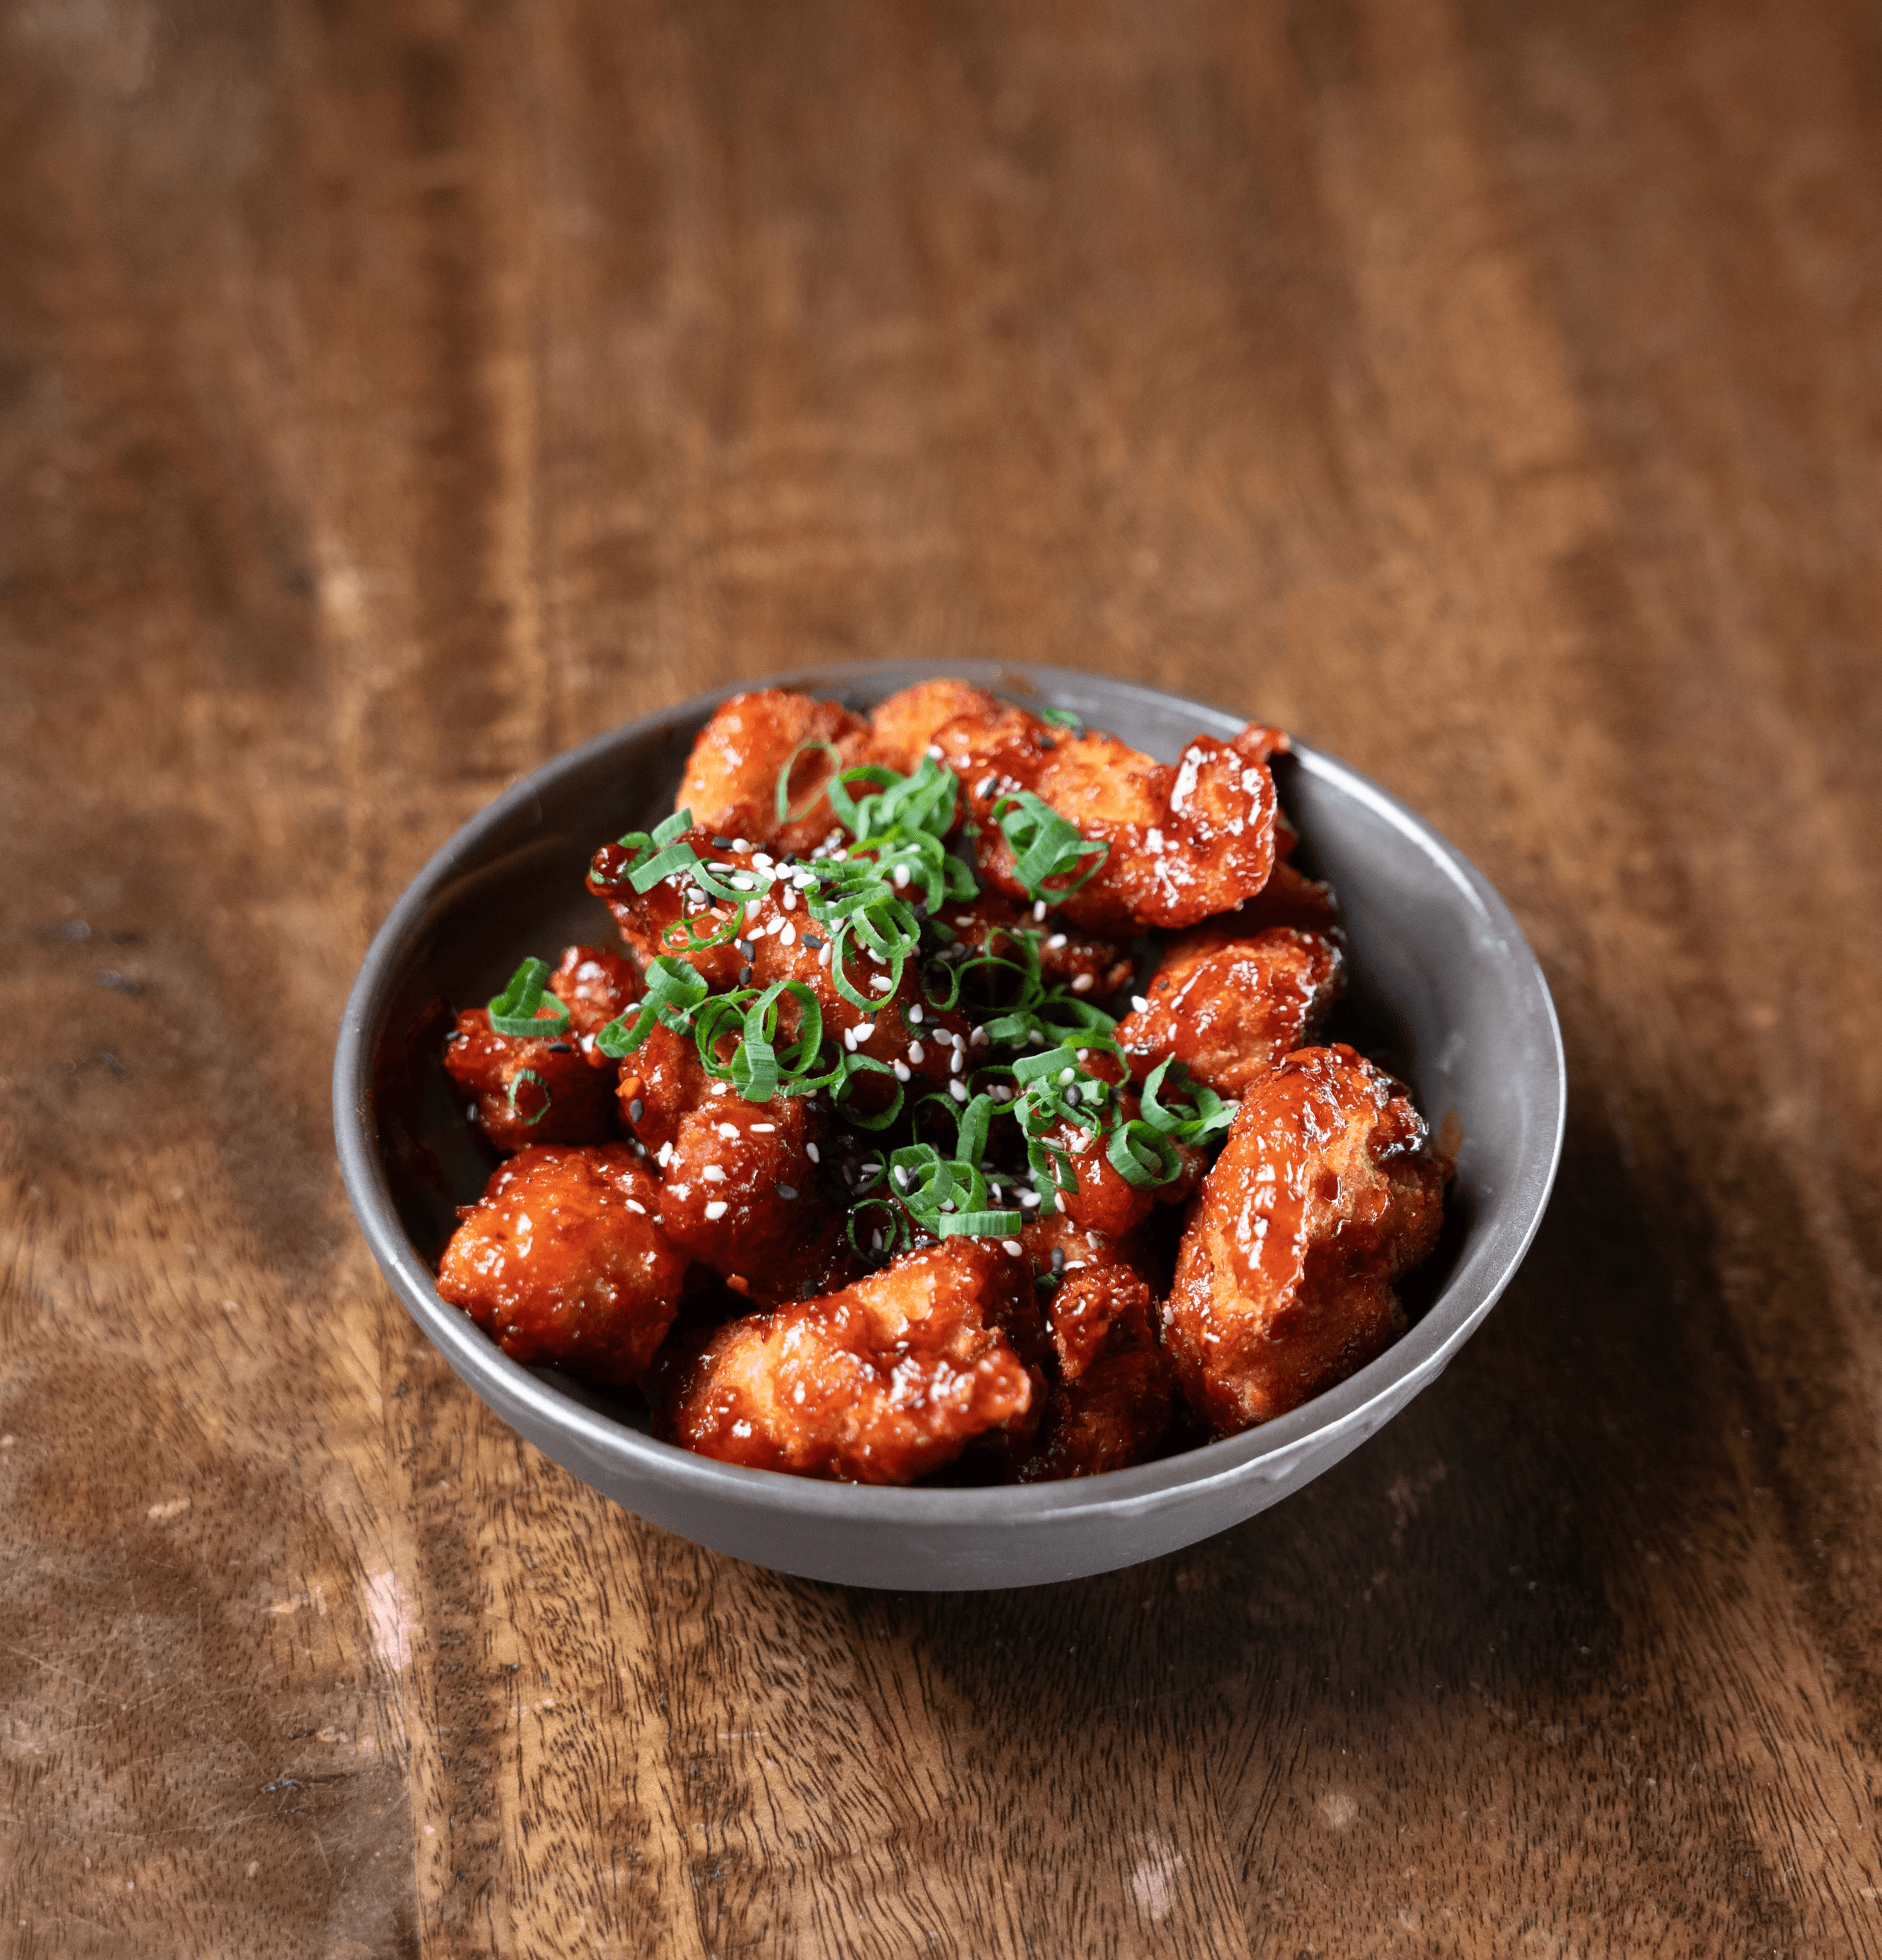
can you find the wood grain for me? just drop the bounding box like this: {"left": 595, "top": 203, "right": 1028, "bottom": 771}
{"left": 3, "top": 0, "right": 1879, "bottom": 1953}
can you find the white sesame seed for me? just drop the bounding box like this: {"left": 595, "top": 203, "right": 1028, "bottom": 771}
{"left": 970, "top": 1026, "right": 989, "bottom": 1046}
{"left": 779, "top": 924, "right": 797, "bottom": 945}
{"left": 1002, "top": 1240, "right": 1022, "bottom": 1257}
{"left": 704, "top": 1200, "right": 728, "bottom": 1221}
{"left": 656, "top": 1142, "right": 674, "bottom": 1167}
{"left": 871, "top": 974, "right": 893, "bottom": 992}
{"left": 716, "top": 1123, "right": 739, "bottom": 1139}
{"left": 907, "top": 1041, "right": 925, "bottom": 1064}
{"left": 927, "top": 743, "right": 943, "bottom": 758}
{"left": 948, "top": 1080, "right": 969, "bottom": 1103}
{"left": 893, "top": 864, "right": 910, "bottom": 888}
{"left": 669, "top": 1182, "right": 691, "bottom": 1199}
{"left": 1046, "top": 933, "right": 1067, "bottom": 950}
{"left": 703, "top": 1166, "right": 726, "bottom": 1182}
{"left": 1018, "top": 1189, "right": 1040, "bottom": 1207}
{"left": 732, "top": 837, "right": 752, "bottom": 853}
{"left": 1071, "top": 974, "right": 1094, "bottom": 992}
{"left": 1131, "top": 995, "right": 1150, "bottom": 1012}
{"left": 819, "top": 945, "right": 831, "bottom": 964}
{"left": 753, "top": 852, "right": 773, "bottom": 869}
{"left": 893, "top": 1061, "right": 912, "bottom": 1082}
{"left": 844, "top": 1027, "right": 859, "bottom": 1051}
{"left": 1033, "top": 900, "right": 1047, "bottom": 921}
{"left": 625, "top": 1199, "right": 646, "bottom": 1215}
{"left": 750, "top": 1123, "right": 776, "bottom": 1134}
{"left": 782, "top": 888, "right": 797, "bottom": 910}
{"left": 855, "top": 1021, "right": 877, "bottom": 1040}
{"left": 807, "top": 1142, "right": 821, "bottom": 1163}
{"left": 950, "top": 1049, "right": 964, "bottom": 1075}
{"left": 1076, "top": 1048, "right": 1090, "bottom": 1060}
{"left": 1058, "top": 1067, "right": 1075, "bottom": 1084}
{"left": 907, "top": 1003, "right": 924, "bottom": 1024}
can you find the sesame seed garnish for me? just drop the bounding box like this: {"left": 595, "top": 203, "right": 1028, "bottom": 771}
{"left": 750, "top": 1123, "right": 776, "bottom": 1134}
{"left": 1131, "top": 995, "right": 1150, "bottom": 1012}
{"left": 907, "top": 1041, "right": 924, "bottom": 1064}
{"left": 716, "top": 1122, "right": 739, "bottom": 1139}
{"left": 893, "top": 1061, "right": 912, "bottom": 1082}
{"left": 702, "top": 1166, "right": 726, "bottom": 1182}
{"left": 625, "top": 1199, "right": 646, "bottom": 1215}
{"left": 776, "top": 1183, "right": 797, "bottom": 1201}
{"left": 779, "top": 924, "right": 797, "bottom": 945}
{"left": 907, "top": 1003, "right": 924, "bottom": 1023}
{"left": 948, "top": 1080, "right": 969, "bottom": 1103}
{"left": 951, "top": 1050, "right": 964, "bottom": 1074}
{"left": 1002, "top": 1240, "right": 1022, "bottom": 1257}
{"left": 927, "top": 744, "right": 943, "bottom": 758}
{"left": 1033, "top": 900, "right": 1048, "bottom": 921}
{"left": 629, "top": 1099, "right": 645, "bottom": 1122}
{"left": 704, "top": 1199, "right": 728, "bottom": 1221}
{"left": 1046, "top": 933, "right": 1067, "bottom": 950}
{"left": 1070, "top": 974, "right": 1094, "bottom": 992}
{"left": 893, "top": 864, "right": 910, "bottom": 888}
{"left": 807, "top": 1142, "right": 821, "bottom": 1163}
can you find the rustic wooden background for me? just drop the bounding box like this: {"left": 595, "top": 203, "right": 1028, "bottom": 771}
{"left": 4, "top": 0, "right": 1880, "bottom": 1953}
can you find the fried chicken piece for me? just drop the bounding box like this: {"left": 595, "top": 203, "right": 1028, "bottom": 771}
{"left": 1235, "top": 860, "right": 1341, "bottom": 934}
{"left": 589, "top": 828, "right": 975, "bottom": 1102}
{"left": 1164, "top": 1044, "right": 1447, "bottom": 1435}
{"left": 1013, "top": 1262, "right": 1172, "bottom": 1482}
{"left": 933, "top": 890, "right": 1134, "bottom": 1001}
{"left": 676, "top": 690, "right": 876, "bottom": 857}
{"left": 437, "top": 1144, "right": 687, "bottom": 1386}
{"left": 611, "top": 1022, "right": 855, "bottom": 1306}
{"left": 443, "top": 1006, "right": 617, "bottom": 1152}
{"left": 934, "top": 702, "right": 1286, "bottom": 935}
{"left": 654, "top": 1240, "right": 1043, "bottom": 1482}
{"left": 1034, "top": 1089, "right": 1205, "bottom": 1240}
{"left": 548, "top": 944, "right": 641, "bottom": 1064}
{"left": 867, "top": 680, "right": 1003, "bottom": 775}
{"left": 1117, "top": 926, "right": 1344, "bottom": 1097}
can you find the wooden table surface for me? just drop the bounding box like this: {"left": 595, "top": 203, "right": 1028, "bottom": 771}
{"left": 5, "top": 1, "right": 1880, "bottom": 1953}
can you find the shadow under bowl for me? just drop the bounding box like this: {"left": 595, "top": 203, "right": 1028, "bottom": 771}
{"left": 333, "top": 660, "right": 1565, "bottom": 1590}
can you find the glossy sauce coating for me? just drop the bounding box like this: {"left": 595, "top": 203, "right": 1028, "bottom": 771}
{"left": 1116, "top": 925, "right": 1344, "bottom": 1096}
{"left": 437, "top": 1144, "right": 688, "bottom": 1386}
{"left": 443, "top": 1005, "right": 619, "bottom": 1151}
{"left": 675, "top": 689, "right": 876, "bottom": 856}
{"left": 867, "top": 679, "right": 1003, "bottom": 775}
{"left": 548, "top": 944, "right": 642, "bottom": 1060}
{"left": 934, "top": 703, "right": 1285, "bottom": 934}
{"left": 1013, "top": 1262, "right": 1172, "bottom": 1482}
{"left": 1163, "top": 1044, "right": 1447, "bottom": 1435}
{"left": 655, "top": 1240, "right": 1042, "bottom": 1482}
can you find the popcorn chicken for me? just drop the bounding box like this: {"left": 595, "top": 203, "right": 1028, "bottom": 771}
{"left": 867, "top": 679, "right": 1003, "bottom": 775}
{"left": 436, "top": 1144, "right": 687, "bottom": 1386}
{"left": 676, "top": 689, "right": 876, "bottom": 855}
{"left": 443, "top": 1006, "right": 617, "bottom": 1151}
{"left": 1116, "top": 925, "right": 1344, "bottom": 1097}
{"left": 1164, "top": 1044, "right": 1447, "bottom": 1434}
{"left": 547, "top": 944, "right": 641, "bottom": 1061}
{"left": 655, "top": 1241, "right": 1043, "bottom": 1482}
{"left": 1013, "top": 1261, "right": 1172, "bottom": 1481}
{"left": 934, "top": 703, "right": 1286, "bottom": 934}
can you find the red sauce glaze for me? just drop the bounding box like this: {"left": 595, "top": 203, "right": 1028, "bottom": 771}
{"left": 436, "top": 1144, "right": 688, "bottom": 1387}
{"left": 1013, "top": 1262, "right": 1173, "bottom": 1482}
{"left": 1116, "top": 925, "right": 1345, "bottom": 1098}
{"left": 1163, "top": 1044, "right": 1448, "bottom": 1436}
{"left": 934, "top": 703, "right": 1285, "bottom": 936}
{"left": 442, "top": 1006, "right": 618, "bottom": 1151}
{"left": 548, "top": 944, "right": 641, "bottom": 1063}
{"left": 675, "top": 689, "right": 877, "bottom": 857}
{"left": 935, "top": 890, "right": 1135, "bottom": 1000}
{"left": 653, "top": 1241, "right": 1042, "bottom": 1483}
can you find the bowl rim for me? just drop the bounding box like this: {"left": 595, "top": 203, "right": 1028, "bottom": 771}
{"left": 333, "top": 660, "right": 1565, "bottom": 1526}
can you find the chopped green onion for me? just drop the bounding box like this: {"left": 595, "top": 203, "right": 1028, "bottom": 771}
{"left": 1039, "top": 708, "right": 1084, "bottom": 732}
{"left": 1140, "top": 1058, "right": 1237, "bottom": 1144}
{"left": 595, "top": 956, "right": 708, "bottom": 1060}
{"left": 938, "top": 1210, "right": 1025, "bottom": 1238}
{"left": 504, "top": 1068, "right": 552, "bottom": 1125}
{"left": 1107, "top": 1119, "right": 1183, "bottom": 1188}
{"left": 488, "top": 957, "right": 571, "bottom": 1039}
{"left": 989, "top": 790, "right": 1109, "bottom": 902}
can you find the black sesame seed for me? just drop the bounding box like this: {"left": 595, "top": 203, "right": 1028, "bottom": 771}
{"left": 712, "top": 835, "right": 735, "bottom": 849}
{"left": 739, "top": 964, "right": 754, "bottom": 984}
{"left": 629, "top": 1099, "right": 644, "bottom": 1122}
{"left": 1051, "top": 1245, "right": 1066, "bottom": 1275}
{"left": 1035, "top": 732, "right": 1056, "bottom": 751}
{"left": 776, "top": 1183, "right": 797, "bottom": 1201}
{"left": 545, "top": 1041, "right": 574, "bottom": 1053}
{"left": 736, "top": 939, "right": 756, "bottom": 959}
{"left": 1063, "top": 1083, "right": 1082, "bottom": 1106}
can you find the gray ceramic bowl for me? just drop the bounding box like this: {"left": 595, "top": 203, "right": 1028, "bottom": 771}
{"left": 334, "top": 662, "right": 1564, "bottom": 1590}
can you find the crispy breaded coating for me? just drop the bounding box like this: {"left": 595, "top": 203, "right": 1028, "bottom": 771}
{"left": 1236, "top": 860, "right": 1341, "bottom": 934}
{"left": 677, "top": 690, "right": 876, "bottom": 855}
{"left": 655, "top": 1241, "right": 1042, "bottom": 1482}
{"left": 868, "top": 680, "right": 1003, "bottom": 775}
{"left": 1164, "top": 1044, "right": 1447, "bottom": 1435}
{"left": 443, "top": 1007, "right": 617, "bottom": 1151}
{"left": 548, "top": 944, "right": 641, "bottom": 1062}
{"left": 934, "top": 703, "right": 1286, "bottom": 935}
{"left": 437, "top": 1144, "right": 687, "bottom": 1386}
{"left": 1013, "top": 1262, "right": 1172, "bottom": 1481}
{"left": 589, "top": 828, "right": 975, "bottom": 1102}
{"left": 1117, "top": 925, "right": 1344, "bottom": 1097}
